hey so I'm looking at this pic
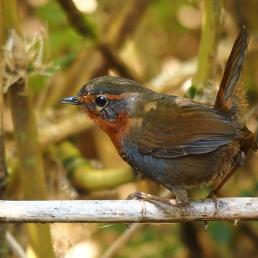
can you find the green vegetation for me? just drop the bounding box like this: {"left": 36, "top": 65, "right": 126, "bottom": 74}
{"left": 0, "top": 0, "right": 258, "bottom": 257}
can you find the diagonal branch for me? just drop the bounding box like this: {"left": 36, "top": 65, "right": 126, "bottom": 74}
{"left": 56, "top": 0, "right": 140, "bottom": 81}
{"left": 0, "top": 198, "right": 257, "bottom": 223}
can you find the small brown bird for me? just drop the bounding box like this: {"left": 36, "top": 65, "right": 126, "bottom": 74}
{"left": 61, "top": 27, "right": 256, "bottom": 205}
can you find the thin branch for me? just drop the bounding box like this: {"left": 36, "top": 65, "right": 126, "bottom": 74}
{"left": 56, "top": 0, "right": 140, "bottom": 81}
{"left": 56, "top": 0, "right": 96, "bottom": 39}
{"left": 100, "top": 224, "right": 145, "bottom": 258}
{"left": 6, "top": 232, "right": 26, "bottom": 258}
{"left": 0, "top": 198, "right": 257, "bottom": 223}
{"left": 100, "top": 190, "right": 171, "bottom": 258}
{"left": 97, "top": 43, "right": 141, "bottom": 82}
{"left": 106, "top": 0, "right": 150, "bottom": 49}
{"left": 43, "top": 0, "right": 149, "bottom": 108}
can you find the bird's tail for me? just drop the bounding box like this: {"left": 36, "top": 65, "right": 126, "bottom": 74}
{"left": 214, "top": 26, "right": 249, "bottom": 124}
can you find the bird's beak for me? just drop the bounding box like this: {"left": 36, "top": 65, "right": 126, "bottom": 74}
{"left": 60, "top": 96, "right": 81, "bottom": 105}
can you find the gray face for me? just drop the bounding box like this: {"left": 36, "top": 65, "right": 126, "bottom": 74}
{"left": 85, "top": 93, "right": 130, "bottom": 122}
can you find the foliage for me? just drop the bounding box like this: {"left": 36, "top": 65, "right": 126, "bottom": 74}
{"left": 1, "top": 0, "right": 258, "bottom": 258}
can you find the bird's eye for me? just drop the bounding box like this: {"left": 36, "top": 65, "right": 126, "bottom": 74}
{"left": 95, "top": 95, "right": 108, "bottom": 108}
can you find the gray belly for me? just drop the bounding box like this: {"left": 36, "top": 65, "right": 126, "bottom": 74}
{"left": 121, "top": 139, "right": 240, "bottom": 192}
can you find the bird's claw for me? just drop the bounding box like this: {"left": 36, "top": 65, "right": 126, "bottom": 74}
{"left": 127, "top": 191, "right": 187, "bottom": 207}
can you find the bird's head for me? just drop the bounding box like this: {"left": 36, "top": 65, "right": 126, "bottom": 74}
{"left": 61, "top": 76, "right": 153, "bottom": 145}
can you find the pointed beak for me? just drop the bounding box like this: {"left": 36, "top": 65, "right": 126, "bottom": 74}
{"left": 60, "top": 96, "right": 81, "bottom": 105}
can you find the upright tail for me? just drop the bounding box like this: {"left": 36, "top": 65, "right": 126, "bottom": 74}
{"left": 214, "top": 26, "right": 249, "bottom": 124}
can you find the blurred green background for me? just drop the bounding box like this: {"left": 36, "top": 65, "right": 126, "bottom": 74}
{"left": 0, "top": 0, "right": 258, "bottom": 258}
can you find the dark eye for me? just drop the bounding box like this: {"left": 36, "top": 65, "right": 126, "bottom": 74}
{"left": 95, "top": 95, "right": 108, "bottom": 108}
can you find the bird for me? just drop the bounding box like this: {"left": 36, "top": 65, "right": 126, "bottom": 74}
{"left": 61, "top": 27, "right": 256, "bottom": 205}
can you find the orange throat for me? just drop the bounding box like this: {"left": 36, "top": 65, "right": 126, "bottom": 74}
{"left": 86, "top": 111, "right": 129, "bottom": 151}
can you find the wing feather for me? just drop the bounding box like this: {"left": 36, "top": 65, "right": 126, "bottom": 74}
{"left": 137, "top": 97, "right": 236, "bottom": 158}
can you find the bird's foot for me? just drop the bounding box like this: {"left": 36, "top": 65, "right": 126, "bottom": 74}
{"left": 127, "top": 191, "right": 186, "bottom": 207}
{"left": 207, "top": 191, "right": 219, "bottom": 210}
{"left": 204, "top": 190, "right": 219, "bottom": 230}
{"left": 173, "top": 189, "right": 189, "bottom": 207}
{"left": 207, "top": 190, "right": 216, "bottom": 199}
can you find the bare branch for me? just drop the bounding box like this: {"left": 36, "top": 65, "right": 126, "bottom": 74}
{"left": 56, "top": 0, "right": 96, "bottom": 39}
{"left": 0, "top": 198, "right": 257, "bottom": 223}
{"left": 56, "top": 0, "right": 140, "bottom": 81}
{"left": 100, "top": 224, "right": 144, "bottom": 258}
{"left": 6, "top": 232, "right": 26, "bottom": 258}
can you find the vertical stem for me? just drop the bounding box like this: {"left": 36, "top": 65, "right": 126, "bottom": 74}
{"left": 9, "top": 78, "right": 56, "bottom": 258}
{"left": 9, "top": 79, "right": 55, "bottom": 258}
{"left": 192, "top": 0, "right": 222, "bottom": 89}
{"left": 0, "top": 0, "right": 8, "bottom": 256}
{"left": 9, "top": 79, "right": 48, "bottom": 199}
{"left": 0, "top": 1, "right": 7, "bottom": 185}
{"left": 3, "top": 0, "right": 55, "bottom": 257}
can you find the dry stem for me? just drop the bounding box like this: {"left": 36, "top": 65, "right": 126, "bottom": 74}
{"left": 0, "top": 198, "right": 257, "bottom": 223}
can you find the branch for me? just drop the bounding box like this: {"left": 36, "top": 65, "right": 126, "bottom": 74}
{"left": 100, "top": 224, "right": 144, "bottom": 258}
{"left": 192, "top": 0, "right": 222, "bottom": 89}
{"left": 57, "top": 0, "right": 140, "bottom": 81}
{"left": 6, "top": 232, "right": 26, "bottom": 258}
{"left": 56, "top": 0, "right": 96, "bottom": 39}
{"left": 43, "top": 0, "right": 149, "bottom": 108}
{"left": 0, "top": 198, "right": 257, "bottom": 223}
{"left": 100, "top": 190, "right": 171, "bottom": 258}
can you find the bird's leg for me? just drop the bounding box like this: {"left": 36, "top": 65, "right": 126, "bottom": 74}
{"left": 173, "top": 189, "right": 189, "bottom": 206}
{"left": 127, "top": 190, "right": 188, "bottom": 207}
{"left": 205, "top": 152, "right": 244, "bottom": 230}
{"left": 127, "top": 191, "right": 171, "bottom": 205}
{"left": 208, "top": 152, "right": 244, "bottom": 198}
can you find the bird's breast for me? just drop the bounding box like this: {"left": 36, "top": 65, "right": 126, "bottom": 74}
{"left": 89, "top": 111, "right": 130, "bottom": 153}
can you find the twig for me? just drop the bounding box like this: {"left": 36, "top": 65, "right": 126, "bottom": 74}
{"left": 100, "top": 190, "right": 171, "bottom": 258}
{"left": 57, "top": 0, "right": 140, "bottom": 81}
{"left": 0, "top": 198, "right": 257, "bottom": 223}
{"left": 56, "top": 0, "right": 96, "bottom": 39}
{"left": 106, "top": 0, "right": 150, "bottom": 49}
{"left": 6, "top": 232, "right": 26, "bottom": 258}
{"left": 44, "top": 0, "right": 149, "bottom": 108}
{"left": 100, "top": 224, "right": 145, "bottom": 258}
{"left": 97, "top": 43, "right": 141, "bottom": 81}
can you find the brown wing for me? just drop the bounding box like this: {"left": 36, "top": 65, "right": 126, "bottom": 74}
{"left": 137, "top": 97, "right": 237, "bottom": 158}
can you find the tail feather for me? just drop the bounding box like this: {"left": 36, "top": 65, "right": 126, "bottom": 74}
{"left": 214, "top": 26, "right": 249, "bottom": 123}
